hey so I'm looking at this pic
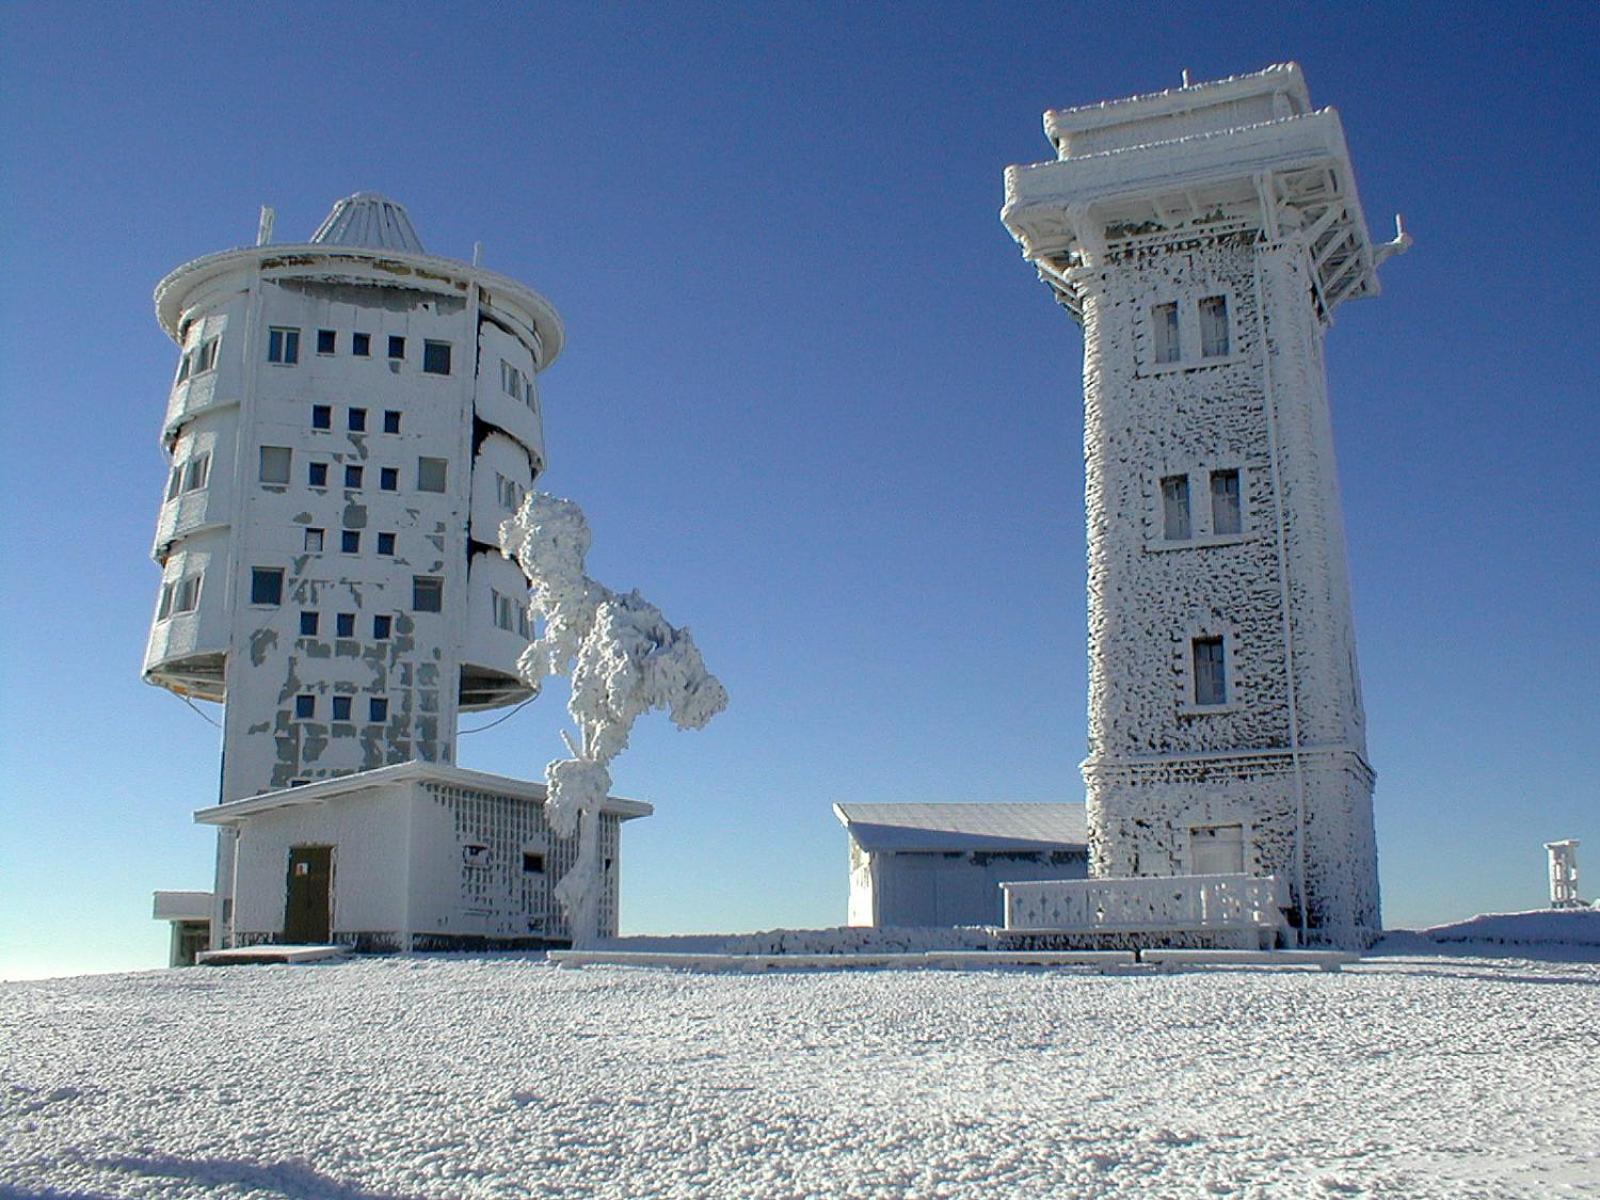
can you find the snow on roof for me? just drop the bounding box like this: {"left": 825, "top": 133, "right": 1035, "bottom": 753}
{"left": 833, "top": 803, "right": 1088, "bottom": 853}
{"left": 310, "top": 191, "right": 426, "bottom": 254}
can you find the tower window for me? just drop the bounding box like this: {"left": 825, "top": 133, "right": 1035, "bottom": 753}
{"left": 295, "top": 695, "right": 315, "bottom": 720}
{"left": 181, "top": 454, "right": 211, "bottom": 492}
{"left": 260, "top": 446, "right": 292, "bottom": 484}
{"left": 344, "top": 465, "right": 363, "bottom": 489}
{"left": 352, "top": 332, "right": 371, "bottom": 357}
{"left": 341, "top": 530, "right": 360, "bottom": 553}
{"left": 412, "top": 576, "right": 443, "bottom": 613}
{"left": 300, "top": 611, "right": 319, "bottom": 636}
{"left": 417, "top": 457, "right": 447, "bottom": 493}
{"left": 1199, "top": 296, "right": 1231, "bottom": 358}
{"left": 305, "top": 527, "right": 325, "bottom": 553}
{"left": 373, "top": 614, "right": 392, "bottom": 639}
{"left": 1192, "top": 636, "right": 1227, "bottom": 707}
{"left": 250, "top": 568, "right": 284, "bottom": 606}
{"left": 379, "top": 467, "right": 399, "bottom": 491}
{"left": 267, "top": 327, "right": 300, "bottom": 365}
{"left": 522, "top": 852, "right": 545, "bottom": 874}
{"left": 348, "top": 408, "right": 367, "bottom": 433}
{"left": 383, "top": 410, "right": 401, "bottom": 434}
{"left": 1210, "top": 469, "right": 1242, "bottom": 536}
{"left": 166, "top": 464, "right": 182, "bottom": 500}
{"left": 317, "top": 329, "right": 337, "bottom": 355}
{"left": 311, "top": 405, "right": 332, "bottom": 430}
{"left": 422, "top": 341, "right": 452, "bottom": 375}
{"left": 377, "top": 532, "right": 396, "bottom": 555}
{"left": 1161, "top": 475, "right": 1191, "bottom": 541}
{"left": 388, "top": 336, "right": 405, "bottom": 360}
{"left": 1152, "top": 302, "right": 1180, "bottom": 365}
{"left": 332, "top": 696, "right": 352, "bottom": 721}
{"left": 369, "top": 698, "right": 389, "bottom": 722}
{"left": 194, "top": 337, "right": 219, "bottom": 374}
{"left": 336, "top": 612, "right": 355, "bottom": 637}
{"left": 159, "top": 574, "right": 202, "bottom": 619}
{"left": 308, "top": 462, "right": 329, "bottom": 488}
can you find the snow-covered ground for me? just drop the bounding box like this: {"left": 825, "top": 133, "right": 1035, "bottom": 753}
{"left": 4, "top": 942, "right": 1597, "bottom": 1199}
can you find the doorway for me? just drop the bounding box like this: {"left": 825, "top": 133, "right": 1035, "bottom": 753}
{"left": 284, "top": 845, "right": 333, "bottom": 943}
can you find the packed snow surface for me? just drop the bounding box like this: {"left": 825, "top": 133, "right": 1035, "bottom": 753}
{"left": 4, "top": 947, "right": 1597, "bottom": 1198}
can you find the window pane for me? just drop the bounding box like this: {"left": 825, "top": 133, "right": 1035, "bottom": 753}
{"left": 383, "top": 410, "right": 401, "bottom": 434}
{"left": 1153, "top": 302, "right": 1180, "bottom": 364}
{"left": 1193, "top": 636, "right": 1226, "bottom": 705}
{"left": 341, "top": 530, "right": 360, "bottom": 553}
{"left": 370, "top": 698, "right": 388, "bottom": 722}
{"left": 352, "top": 332, "right": 371, "bottom": 357}
{"left": 417, "top": 457, "right": 447, "bottom": 493}
{"left": 344, "top": 465, "right": 363, "bottom": 488}
{"left": 377, "top": 532, "right": 395, "bottom": 555}
{"left": 305, "top": 528, "right": 324, "bottom": 552}
{"left": 348, "top": 408, "right": 367, "bottom": 432}
{"left": 423, "top": 341, "right": 451, "bottom": 375}
{"left": 388, "top": 335, "right": 405, "bottom": 359}
{"left": 332, "top": 696, "right": 352, "bottom": 721}
{"left": 317, "top": 329, "right": 336, "bottom": 355}
{"left": 158, "top": 582, "right": 175, "bottom": 619}
{"left": 311, "top": 404, "right": 332, "bottom": 430}
{"left": 1211, "top": 469, "right": 1242, "bottom": 536}
{"left": 308, "top": 462, "right": 328, "bottom": 487}
{"left": 336, "top": 613, "right": 355, "bottom": 637}
{"left": 295, "top": 695, "right": 315, "bottom": 719}
{"left": 373, "top": 615, "right": 392, "bottom": 639}
{"left": 1161, "top": 475, "right": 1190, "bottom": 540}
{"left": 1200, "top": 296, "right": 1230, "bottom": 357}
{"left": 380, "top": 467, "right": 398, "bottom": 491}
{"left": 413, "top": 576, "right": 443, "bottom": 612}
{"left": 251, "top": 568, "right": 284, "bottom": 606}
{"left": 260, "top": 446, "right": 291, "bottom": 484}
{"left": 166, "top": 466, "right": 182, "bottom": 501}
{"left": 300, "top": 611, "right": 319, "bottom": 636}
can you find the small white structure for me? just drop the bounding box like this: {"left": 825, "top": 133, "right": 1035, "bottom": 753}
{"left": 835, "top": 803, "right": 1088, "bottom": 928}
{"left": 1547, "top": 840, "right": 1582, "bottom": 908}
{"left": 152, "top": 891, "right": 213, "bottom": 966}
{"left": 194, "top": 761, "right": 650, "bottom": 950}
{"left": 1000, "top": 874, "right": 1291, "bottom": 950}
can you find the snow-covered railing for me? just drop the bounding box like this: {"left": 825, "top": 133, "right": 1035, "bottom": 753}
{"left": 1001, "top": 874, "right": 1289, "bottom": 933}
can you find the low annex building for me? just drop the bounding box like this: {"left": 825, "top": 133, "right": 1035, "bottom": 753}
{"left": 195, "top": 762, "right": 650, "bottom": 951}
{"left": 835, "top": 804, "right": 1088, "bottom": 928}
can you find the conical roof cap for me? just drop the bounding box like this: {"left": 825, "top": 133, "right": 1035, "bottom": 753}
{"left": 310, "top": 192, "right": 425, "bottom": 254}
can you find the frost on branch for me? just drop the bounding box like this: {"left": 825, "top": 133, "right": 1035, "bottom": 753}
{"left": 500, "top": 493, "right": 728, "bottom": 946}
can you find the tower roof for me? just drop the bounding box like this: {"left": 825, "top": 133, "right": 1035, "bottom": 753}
{"left": 310, "top": 192, "right": 426, "bottom": 254}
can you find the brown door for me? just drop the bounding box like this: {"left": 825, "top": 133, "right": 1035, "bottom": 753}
{"left": 284, "top": 845, "right": 333, "bottom": 943}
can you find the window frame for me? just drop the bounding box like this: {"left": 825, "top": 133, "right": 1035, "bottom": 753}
{"left": 351, "top": 332, "right": 371, "bottom": 357}
{"left": 340, "top": 530, "right": 360, "bottom": 554}
{"left": 311, "top": 404, "right": 332, "bottom": 431}
{"left": 412, "top": 576, "right": 444, "bottom": 613}
{"left": 304, "top": 527, "right": 325, "bottom": 553}
{"left": 348, "top": 407, "right": 367, "bottom": 433}
{"left": 335, "top": 612, "right": 356, "bottom": 638}
{"left": 267, "top": 327, "right": 300, "bottom": 365}
{"left": 316, "top": 329, "right": 337, "bottom": 356}
{"left": 259, "top": 445, "right": 292, "bottom": 485}
{"left": 344, "top": 464, "right": 363, "bottom": 489}
{"left": 387, "top": 335, "right": 405, "bottom": 360}
{"left": 379, "top": 467, "right": 399, "bottom": 492}
{"left": 308, "top": 462, "right": 329, "bottom": 488}
{"left": 249, "top": 567, "right": 285, "bottom": 606}
{"left": 422, "top": 340, "right": 452, "bottom": 376}
{"left": 331, "top": 696, "right": 352, "bottom": 722}
{"left": 382, "top": 410, "right": 401, "bottom": 434}
{"left": 416, "top": 457, "right": 447, "bottom": 493}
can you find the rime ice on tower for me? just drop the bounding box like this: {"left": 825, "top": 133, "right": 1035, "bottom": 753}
{"left": 1001, "top": 66, "right": 1405, "bottom": 946}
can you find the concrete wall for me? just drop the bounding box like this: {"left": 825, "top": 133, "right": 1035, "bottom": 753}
{"left": 857, "top": 850, "right": 1089, "bottom": 928}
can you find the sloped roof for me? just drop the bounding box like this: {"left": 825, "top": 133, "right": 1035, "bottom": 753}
{"left": 833, "top": 803, "right": 1088, "bottom": 853}
{"left": 310, "top": 192, "right": 426, "bottom": 254}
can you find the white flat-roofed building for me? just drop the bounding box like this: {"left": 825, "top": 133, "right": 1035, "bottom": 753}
{"left": 196, "top": 762, "right": 651, "bottom": 951}
{"left": 834, "top": 803, "right": 1088, "bottom": 928}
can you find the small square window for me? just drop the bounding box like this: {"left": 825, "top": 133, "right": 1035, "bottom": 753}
{"left": 259, "top": 446, "right": 292, "bottom": 484}
{"left": 348, "top": 408, "right": 367, "bottom": 433}
{"left": 332, "top": 696, "right": 352, "bottom": 721}
{"left": 522, "top": 852, "right": 545, "bottom": 874}
{"left": 317, "top": 329, "right": 337, "bottom": 355}
{"left": 412, "top": 576, "right": 443, "bottom": 613}
{"left": 308, "top": 462, "right": 329, "bottom": 487}
{"left": 166, "top": 464, "right": 182, "bottom": 501}
{"left": 423, "top": 341, "right": 451, "bottom": 375}
{"left": 373, "top": 614, "right": 392, "bottom": 639}
{"left": 379, "top": 467, "right": 399, "bottom": 491}
{"left": 377, "top": 532, "right": 395, "bottom": 555}
{"left": 341, "top": 530, "right": 360, "bottom": 553}
{"left": 417, "top": 457, "right": 447, "bottom": 493}
{"left": 1210, "top": 469, "right": 1242, "bottom": 536}
{"left": 305, "top": 527, "right": 325, "bottom": 553}
{"left": 336, "top": 612, "right": 355, "bottom": 637}
{"left": 311, "top": 404, "right": 332, "bottom": 430}
{"left": 295, "top": 694, "right": 315, "bottom": 719}
{"left": 250, "top": 567, "right": 284, "bottom": 606}
{"left": 1193, "top": 636, "right": 1227, "bottom": 707}
{"left": 369, "top": 698, "right": 389, "bottom": 722}
{"left": 300, "top": 611, "right": 319, "bottom": 636}
{"left": 267, "top": 327, "right": 300, "bottom": 365}
{"left": 383, "top": 410, "right": 401, "bottom": 434}
{"left": 388, "top": 335, "right": 405, "bottom": 360}
{"left": 344, "top": 465, "right": 363, "bottom": 489}
{"left": 352, "top": 332, "right": 371, "bottom": 357}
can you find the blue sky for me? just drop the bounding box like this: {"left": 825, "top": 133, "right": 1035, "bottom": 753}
{"left": 2, "top": 3, "right": 1596, "bottom": 978}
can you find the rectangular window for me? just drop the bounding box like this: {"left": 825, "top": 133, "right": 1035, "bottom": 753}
{"left": 1199, "top": 296, "right": 1230, "bottom": 358}
{"left": 317, "top": 329, "right": 337, "bottom": 355}
{"left": 195, "top": 337, "right": 219, "bottom": 374}
{"left": 304, "top": 527, "right": 325, "bottom": 553}
{"left": 1210, "top": 469, "right": 1242, "bottom": 536}
{"left": 173, "top": 574, "right": 201, "bottom": 613}
{"left": 348, "top": 408, "right": 367, "bottom": 433}
{"left": 250, "top": 567, "right": 284, "bottom": 606}
{"left": 369, "top": 698, "right": 389, "bottom": 722}
{"left": 373, "top": 614, "right": 392, "bottom": 639}
{"left": 1161, "top": 475, "right": 1191, "bottom": 541}
{"left": 311, "top": 404, "right": 332, "bottom": 430}
{"left": 493, "top": 590, "right": 515, "bottom": 632}
{"left": 166, "top": 464, "right": 182, "bottom": 500}
{"left": 300, "top": 611, "right": 319, "bottom": 636}
{"left": 422, "top": 341, "right": 451, "bottom": 375}
{"left": 336, "top": 612, "right": 355, "bottom": 637}
{"left": 308, "top": 462, "right": 329, "bottom": 487}
{"left": 379, "top": 467, "right": 399, "bottom": 492}
{"left": 175, "top": 352, "right": 191, "bottom": 384}
{"left": 182, "top": 453, "right": 210, "bottom": 492}
{"left": 344, "top": 465, "right": 363, "bottom": 489}
{"left": 377, "top": 532, "right": 395, "bottom": 555}
{"left": 1193, "top": 636, "right": 1227, "bottom": 706}
{"left": 267, "top": 327, "right": 300, "bottom": 364}
{"left": 352, "top": 332, "right": 371, "bottom": 357}
{"left": 522, "top": 852, "right": 545, "bottom": 874}
{"left": 417, "top": 457, "right": 447, "bottom": 493}
{"left": 259, "top": 446, "right": 292, "bottom": 484}
{"left": 388, "top": 335, "right": 405, "bottom": 360}
{"left": 1153, "top": 302, "right": 1180, "bottom": 365}
{"left": 341, "top": 530, "right": 360, "bottom": 553}
{"left": 383, "top": 410, "right": 401, "bottom": 434}
{"left": 295, "top": 695, "right": 315, "bottom": 720}
{"left": 332, "top": 696, "right": 352, "bottom": 721}
{"left": 502, "top": 360, "right": 521, "bottom": 398}
{"left": 157, "top": 581, "right": 175, "bottom": 620}
{"left": 412, "top": 576, "right": 443, "bottom": 613}
{"left": 496, "top": 473, "right": 524, "bottom": 512}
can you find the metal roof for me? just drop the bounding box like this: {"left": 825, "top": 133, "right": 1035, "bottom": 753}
{"left": 833, "top": 803, "right": 1088, "bottom": 853}
{"left": 310, "top": 192, "right": 426, "bottom": 254}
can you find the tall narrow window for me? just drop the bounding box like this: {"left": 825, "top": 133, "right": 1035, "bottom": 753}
{"left": 422, "top": 341, "right": 451, "bottom": 375}
{"left": 300, "top": 611, "right": 319, "bottom": 636}
{"left": 1153, "top": 302, "right": 1180, "bottom": 364}
{"left": 1199, "top": 295, "right": 1230, "bottom": 358}
{"left": 166, "top": 465, "right": 182, "bottom": 501}
{"left": 1161, "top": 475, "right": 1191, "bottom": 541}
{"left": 157, "top": 581, "right": 176, "bottom": 620}
{"left": 373, "top": 614, "right": 392, "bottom": 639}
{"left": 388, "top": 335, "right": 405, "bottom": 360}
{"left": 173, "top": 574, "right": 202, "bottom": 613}
{"left": 267, "top": 327, "right": 300, "bottom": 364}
{"left": 1193, "top": 636, "right": 1227, "bottom": 707}
{"left": 1210, "top": 469, "right": 1242, "bottom": 536}
{"left": 175, "top": 352, "right": 192, "bottom": 384}
{"left": 250, "top": 568, "right": 284, "bottom": 606}
{"left": 259, "top": 446, "right": 292, "bottom": 484}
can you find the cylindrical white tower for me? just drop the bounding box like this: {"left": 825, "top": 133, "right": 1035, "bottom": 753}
{"left": 145, "top": 193, "right": 563, "bottom": 943}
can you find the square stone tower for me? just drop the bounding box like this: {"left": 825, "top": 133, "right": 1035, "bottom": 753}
{"left": 1001, "top": 66, "right": 1405, "bottom": 946}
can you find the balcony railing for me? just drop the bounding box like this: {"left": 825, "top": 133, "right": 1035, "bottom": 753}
{"left": 1002, "top": 874, "right": 1290, "bottom": 934}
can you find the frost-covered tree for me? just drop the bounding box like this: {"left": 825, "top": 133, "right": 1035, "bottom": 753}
{"left": 500, "top": 493, "right": 728, "bottom": 946}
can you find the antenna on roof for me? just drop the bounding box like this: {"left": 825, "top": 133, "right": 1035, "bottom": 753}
{"left": 256, "top": 206, "right": 276, "bottom": 247}
{"left": 1181, "top": 68, "right": 1192, "bottom": 88}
